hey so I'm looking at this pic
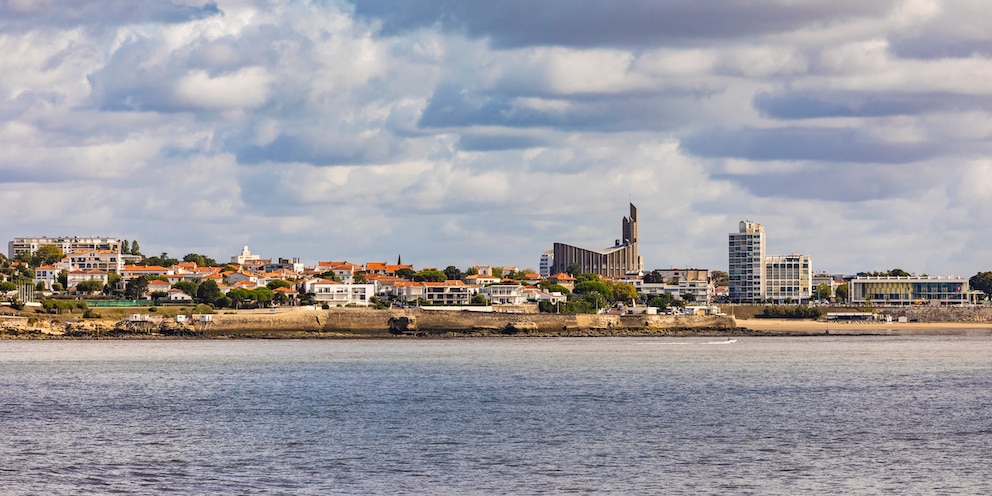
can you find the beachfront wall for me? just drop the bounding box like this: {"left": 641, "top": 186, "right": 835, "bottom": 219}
{"left": 850, "top": 276, "right": 973, "bottom": 306}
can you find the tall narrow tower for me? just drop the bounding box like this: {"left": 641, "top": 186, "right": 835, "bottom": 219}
{"left": 729, "top": 220, "right": 765, "bottom": 303}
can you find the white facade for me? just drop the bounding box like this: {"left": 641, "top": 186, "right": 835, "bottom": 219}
{"left": 389, "top": 281, "right": 476, "bottom": 305}
{"left": 302, "top": 279, "right": 376, "bottom": 306}
{"left": 66, "top": 249, "right": 124, "bottom": 273}
{"left": 539, "top": 250, "right": 553, "bottom": 277}
{"left": 764, "top": 254, "right": 812, "bottom": 303}
{"left": 480, "top": 284, "right": 527, "bottom": 305}
{"left": 728, "top": 221, "right": 765, "bottom": 303}
{"left": 231, "top": 245, "right": 261, "bottom": 265}
{"left": 637, "top": 280, "right": 713, "bottom": 303}
{"left": 8, "top": 236, "right": 121, "bottom": 259}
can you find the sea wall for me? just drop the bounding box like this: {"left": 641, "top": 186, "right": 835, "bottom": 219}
{"left": 205, "top": 308, "right": 737, "bottom": 335}
{"left": 882, "top": 306, "right": 992, "bottom": 323}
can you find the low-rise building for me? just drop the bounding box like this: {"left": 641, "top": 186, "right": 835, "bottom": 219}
{"left": 849, "top": 276, "right": 977, "bottom": 306}
{"left": 480, "top": 284, "right": 527, "bottom": 305}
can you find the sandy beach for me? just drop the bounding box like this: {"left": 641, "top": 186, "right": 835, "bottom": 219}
{"left": 737, "top": 318, "right": 992, "bottom": 335}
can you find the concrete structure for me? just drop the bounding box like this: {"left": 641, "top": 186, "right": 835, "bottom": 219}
{"left": 849, "top": 276, "right": 977, "bottom": 306}
{"left": 764, "top": 254, "right": 812, "bottom": 303}
{"left": 389, "top": 281, "right": 476, "bottom": 305}
{"left": 728, "top": 221, "right": 766, "bottom": 303}
{"left": 300, "top": 278, "right": 376, "bottom": 307}
{"left": 551, "top": 203, "right": 642, "bottom": 278}
{"left": 231, "top": 245, "right": 261, "bottom": 265}
{"left": 8, "top": 236, "right": 121, "bottom": 259}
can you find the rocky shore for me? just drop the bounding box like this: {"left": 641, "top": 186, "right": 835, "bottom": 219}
{"left": 1, "top": 308, "right": 739, "bottom": 339}
{"left": 4, "top": 306, "right": 992, "bottom": 339}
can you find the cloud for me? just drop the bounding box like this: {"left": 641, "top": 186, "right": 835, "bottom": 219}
{"left": 681, "top": 126, "right": 940, "bottom": 164}
{"left": 353, "top": 0, "right": 894, "bottom": 48}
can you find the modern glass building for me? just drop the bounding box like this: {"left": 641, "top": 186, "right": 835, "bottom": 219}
{"left": 850, "top": 276, "right": 975, "bottom": 305}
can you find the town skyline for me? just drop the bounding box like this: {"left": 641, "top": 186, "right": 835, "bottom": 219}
{"left": 3, "top": 2, "right": 991, "bottom": 276}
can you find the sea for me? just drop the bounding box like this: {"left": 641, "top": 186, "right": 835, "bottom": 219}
{"left": 1, "top": 336, "right": 990, "bottom": 495}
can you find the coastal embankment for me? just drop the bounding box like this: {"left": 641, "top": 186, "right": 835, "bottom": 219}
{"left": 1, "top": 307, "right": 737, "bottom": 339}
{"left": 5, "top": 305, "right": 992, "bottom": 339}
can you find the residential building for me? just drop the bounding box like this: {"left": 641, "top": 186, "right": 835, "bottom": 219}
{"left": 65, "top": 249, "right": 124, "bottom": 273}
{"left": 764, "top": 254, "right": 812, "bottom": 303}
{"left": 729, "top": 220, "right": 766, "bottom": 303}
{"left": 539, "top": 250, "right": 553, "bottom": 277}
{"left": 551, "top": 203, "right": 642, "bottom": 278}
{"left": 264, "top": 258, "right": 304, "bottom": 274}
{"left": 300, "top": 279, "right": 375, "bottom": 307}
{"left": 66, "top": 269, "right": 108, "bottom": 290}
{"left": 480, "top": 284, "right": 527, "bottom": 305}
{"left": 849, "top": 276, "right": 977, "bottom": 306}
{"left": 389, "top": 281, "right": 476, "bottom": 305}
{"left": 8, "top": 236, "right": 121, "bottom": 259}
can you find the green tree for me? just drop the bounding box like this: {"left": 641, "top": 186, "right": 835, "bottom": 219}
{"left": 106, "top": 272, "right": 122, "bottom": 295}
{"left": 565, "top": 263, "right": 582, "bottom": 277}
{"left": 471, "top": 294, "right": 489, "bottom": 305}
{"left": 465, "top": 267, "right": 478, "bottom": 276}
{"left": 228, "top": 288, "right": 252, "bottom": 309}
{"left": 395, "top": 267, "right": 415, "bottom": 279}
{"left": 197, "top": 279, "right": 222, "bottom": 304}
{"left": 173, "top": 281, "right": 199, "bottom": 298}
{"left": 0, "top": 281, "right": 17, "bottom": 292}
{"left": 35, "top": 281, "right": 46, "bottom": 291}
{"left": 252, "top": 287, "right": 275, "bottom": 307}
{"left": 711, "top": 270, "right": 730, "bottom": 286}
{"left": 815, "top": 283, "right": 832, "bottom": 300}
{"left": 538, "top": 281, "right": 570, "bottom": 294}
{"left": 573, "top": 279, "right": 613, "bottom": 301}
{"left": 318, "top": 270, "right": 341, "bottom": 282}
{"left": 889, "top": 268, "right": 911, "bottom": 277}
{"left": 121, "top": 240, "right": 130, "bottom": 255}
{"left": 835, "top": 283, "right": 850, "bottom": 302}
{"left": 183, "top": 253, "right": 218, "bottom": 266}
{"left": 73, "top": 280, "right": 102, "bottom": 293}
{"left": 266, "top": 279, "right": 292, "bottom": 290}
{"left": 354, "top": 272, "right": 368, "bottom": 284}
{"left": 491, "top": 267, "right": 503, "bottom": 278}
{"left": 33, "top": 245, "right": 64, "bottom": 266}
{"left": 57, "top": 270, "right": 68, "bottom": 289}
{"left": 681, "top": 292, "right": 697, "bottom": 303}
{"left": 443, "top": 266, "right": 462, "bottom": 281}
{"left": 647, "top": 294, "right": 674, "bottom": 309}
{"left": 969, "top": 271, "right": 992, "bottom": 298}
{"left": 606, "top": 280, "right": 638, "bottom": 303}
{"left": 130, "top": 240, "right": 141, "bottom": 256}
{"left": 145, "top": 253, "right": 179, "bottom": 267}
{"left": 412, "top": 269, "right": 447, "bottom": 282}
{"left": 125, "top": 276, "right": 149, "bottom": 299}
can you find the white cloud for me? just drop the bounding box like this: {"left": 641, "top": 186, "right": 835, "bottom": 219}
{"left": 174, "top": 67, "right": 273, "bottom": 109}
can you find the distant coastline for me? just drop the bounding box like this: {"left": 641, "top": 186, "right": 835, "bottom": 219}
{"left": 4, "top": 307, "right": 992, "bottom": 339}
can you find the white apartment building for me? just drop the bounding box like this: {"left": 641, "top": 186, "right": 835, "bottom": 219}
{"left": 65, "top": 249, "right": 125, "bottom": 273}
{"left": 299, "top": 278, "right": 376, "bottom": 307}
{"left": 8, "top": 236, "right": 121, "bottom": 259}
{"left": 728, "top": 221, "right": 766, "bottom": 303}
{"left": 764, "top": 254, "right": 812, "bottom": 303}
{"left": 539, "top": 250, "right": 553, "bottom": 277}
{"left": 479, "top": 284, "right": 527, "bottom": 305}
{"left": 389, "top": 281, "right": 476, "bottom": 305}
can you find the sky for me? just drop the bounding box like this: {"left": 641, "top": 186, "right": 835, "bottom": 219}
{"left": 3, "top": 0, "right": 992, "bottom": 276}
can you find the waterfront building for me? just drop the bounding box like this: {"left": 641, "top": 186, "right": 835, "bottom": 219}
{"left": 764, "top": 254, "right": 812, "bottom": 303}
{"left": 8, "top": 236, "right": 121, "bottom": 259}
{"left": 299, "top": 278, "right": 376, "bottom": 307}
{"left": 728, "top": 221, "right": 766, "bottom": 303}
{"left": 480, "top": 284, "right": 527, "bottom": 305}
{"left": 551, "top": 203, "right": 642, "bottom": 278}
{"left": 849, "top": 275, "right": 978, "bottom": 306}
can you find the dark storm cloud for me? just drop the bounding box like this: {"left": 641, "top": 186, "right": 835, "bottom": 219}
{"left": 714, "top": 163, "right": 938, "bottom": 202}
{"left": 682, "top": 127, "right": 939, "bottom": 164}
{"left": 753, "top": 91, "right": 992, "bottom": 119}
{"left": 352, "top": 0, "right": 894, "bottom": 48}
{"left": 457, "top": 134, "right": 548, "bottom": 151}
{"left": 0, "top": 1, "right": 220, "bottom": 31}
{"left": 419, "top": 85, "right": 691, "bottom": 131}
